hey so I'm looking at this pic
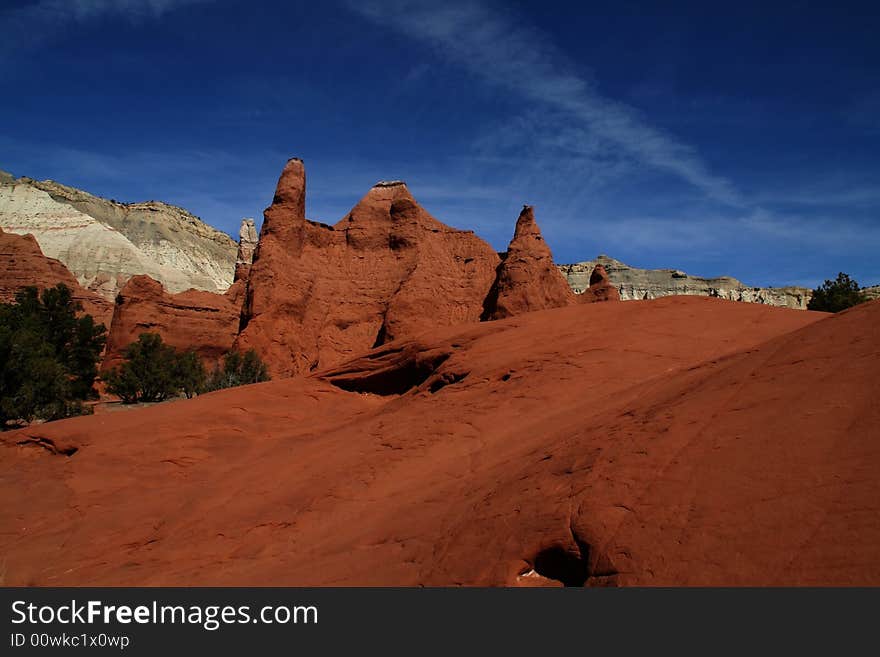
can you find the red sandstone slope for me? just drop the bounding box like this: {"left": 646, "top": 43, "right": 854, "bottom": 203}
{"left": 0, "top": 227, "right": 113, "bottom": 326}
{"left": 3, "top": 297, "right": 877, "bottom": 586}
{"left": 236, "top": 160, "right": 500, "bottom": 376}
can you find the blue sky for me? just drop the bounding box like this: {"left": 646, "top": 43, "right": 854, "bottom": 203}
{"left": 1, "top": 0, "right": 878, "bottom": 287}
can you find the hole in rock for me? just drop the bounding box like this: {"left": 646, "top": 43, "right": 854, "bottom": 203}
{"left": 533, "top": 545, "right": 589, "bottom": 587}
{"left": 326, "top": 352, "right": 451, "bottom": 396}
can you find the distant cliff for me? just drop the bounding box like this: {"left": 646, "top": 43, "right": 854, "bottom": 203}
{"left": 559, "top": 255, "right": 814, "bottom": 310}
{"left": 0, "top": 170, "right": 237, "bottom": 299}
{"left": 4, "top": 168, "right": 874, "bottom": 312}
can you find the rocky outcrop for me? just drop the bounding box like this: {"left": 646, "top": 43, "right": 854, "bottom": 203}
{"left": 236, "top": 159, "right": 500, "bottom": 376}
{"left": 863, "top": 285, "right": 880, "bottom": 302}
{"left": 0, "top": 172, "right": 237, "bottom": 298}
{"left": 103, "top": 275, "right": 241, "bottom": 370}
{"left": 559, "top": 255, "right": 813, "bottom": 309}
{"left": 10, "top": 296, "right": 880, "bottom": 586}
{"left": 577, "top": 264, "right": 620, "bottom": 303}
{"left": 234, "top": 218, "right": 258, "bottom": 282}
{"left": 482, "top": 205, "right": 575, "bottom": 320}
{"left": 0, "top": 227, "right": 113, "bottom": 326}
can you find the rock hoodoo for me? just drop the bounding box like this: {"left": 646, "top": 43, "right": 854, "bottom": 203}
{"left": 578, "top": 264, "right": 621, "bottom": 303}
{"left": 103, "top": 275, "right": 241, "bottom": 370}
{"left": 235, "top": 160, "right": 500, "bottom": 376}
{"left": 234, "top": 218, "right": 258, "bottom": 282}
{"left": 481, "top": 205, "right": 575, "bottom": 320}
{"left": 0, "top": 227, "right": 113, "bottom": 326}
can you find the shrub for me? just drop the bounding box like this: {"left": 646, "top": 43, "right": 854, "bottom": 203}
{"left": 104, "top": 333, "right": 181, "bottom": 403}
{"left": 175, "top": 350, "right": 206, "bottom": 399}
{"left": 105, "top": 335, "right": 270, "bottom": 403}
{"left": 205, "top": 349, "right": 270, "bottom": 392}
{"left": 807, "top": 272, "right": 867, "bottom": 313}
{"left": 0, "top": 284, "right": 106, "bottom": 428}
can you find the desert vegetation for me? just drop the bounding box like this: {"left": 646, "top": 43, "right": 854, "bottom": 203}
{"left": 104, "top": 332, "right": 269, "bottom": 404}
{"left": 0, "top": 284, "right": 106, "bottom": 428}
{"left": 807, "top": 272, "right": 868, "bottom": 313}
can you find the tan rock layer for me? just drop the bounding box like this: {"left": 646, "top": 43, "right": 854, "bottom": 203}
{"left": 0, "top": 174, "right": 237, "bottom": 298}
{"left": 559, "top": 255, "right": 812, "bottom": 309}
{"left": 234, "top": 218, "right": 258, "bottom": 282}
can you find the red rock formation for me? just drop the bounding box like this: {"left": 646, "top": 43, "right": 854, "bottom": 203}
{"left": 6, "top": 297, "right": 875, "bottom": 586}
{"left": 578, "top": 264, "right": 621, "bottom": 303}
{"left": 103, "top": 275, "right": 240, "bottom": 370}
{"left": 0, "top": 227, "right": 113, "bottom": 326}
{"left": 482, "top": 205, "right": 575, "bottom": 320}
{"left": 236, "top": 160, "right": 500, "bottom": 376}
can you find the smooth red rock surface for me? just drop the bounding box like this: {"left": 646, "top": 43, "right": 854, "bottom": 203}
{"left": 579, "top": 264, "right": 621, "bottom": 303}
{"left": 103, "top": 274, "right": 240, "bottom": 369}
{"left": 0, "top": 227, "right": 113, "bottom": 326}
{"left": 236, "top": 161, "right": 500, "bottom": 376}
{"left": 3, "top": 296, "right": 873, "bottom": 586}
{"left": 482, "top": 205, "right": 575, "bottom": 320}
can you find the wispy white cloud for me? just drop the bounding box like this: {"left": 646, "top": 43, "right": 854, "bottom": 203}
{"left": 756, "top": 183, "right": 880, "bottom": 209}
{"left": 0, "top": 0, "right": 213, "bottom": 51}
{"left": 586, "top": 210, "right": 880, "bottom": 252}
{"left": 346, "top": 0, "right": 743, "bottom": 206}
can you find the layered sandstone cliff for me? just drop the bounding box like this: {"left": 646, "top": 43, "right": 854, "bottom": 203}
{"left": 0, "top": 227, "right": 114, "bottom": 327}
{"left": 103, "top": 275, "right": 241, "bottom": 370}
{"left": 0, "top": 171, "right": 237, "bottom": 298}
{"left": 559, "top": 255, "right": 813, "bottom": 309}
{"left": 236, "top": 160, "right": 500, "bottom": 376}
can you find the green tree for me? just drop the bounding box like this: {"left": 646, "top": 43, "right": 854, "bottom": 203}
{"left": 104, "top": 333, "right": 181, "bottom": 403}
{"left": 205, "top": 348, "right": 270, "bottom": 392}
{"left": 105, "top": 336, "right": 270, "bottom": 404}
{"left": 807, "top": 272, "right": 867, "bottom": 313}
{"left": 175, "top": 350, "right": 206, "bottom": 399}
{"left": 0, "top": 284, "right": 105, "bottom": 427}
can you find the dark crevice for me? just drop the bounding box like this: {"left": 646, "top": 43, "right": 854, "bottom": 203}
{"left": 372, "top": 321, "right": 388, "bottom": 349}
{"left": 15, "top": 436, "right": 78, "bottom": 456}
{"left": 325, "top": 352, "right": 451, "bottom": 396}
{"left": 530, "top": 524, "right": 601, "bottom": 587}
{"left": 427, "top": 371, "right": 469, "bottom": 393}
{"left": 533, "top": 546, "right": 588, "bottom": 587}
{"left": 479, "top": 258, "right": 506, "bottom": 321}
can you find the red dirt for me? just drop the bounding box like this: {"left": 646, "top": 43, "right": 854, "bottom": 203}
{"left": 1, "top": 297, "right": 877, "bottom": 586}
